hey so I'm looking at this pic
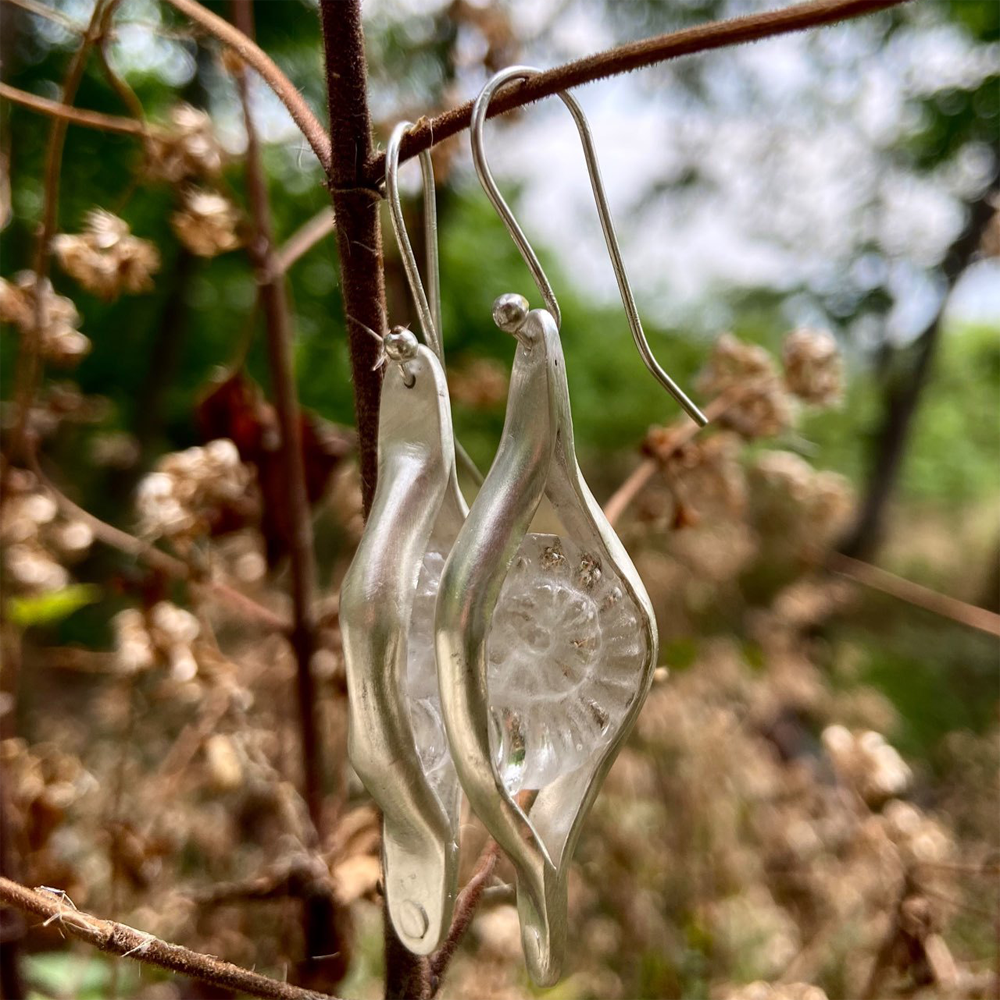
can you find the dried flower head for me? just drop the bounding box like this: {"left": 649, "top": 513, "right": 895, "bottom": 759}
{"left": 782, "top": 328, "right": 843, "bottom": 406}
{"left": 52, "top": 209, "right": 160, "bottom": 300}
{"left": 136, "top": 438, "right": 254, "bottom": 547}
{"left": 112, "top": 601, "right": 201, "bottom": 681}
{"left": 171, "top": 188, "right": 242, "bottom": 258}
{"left": 643, "top": 429, "right": 748, "bottom": 520}
{"left": 1, "top": 469, "right": 93, "bottom": 593}
{"left": 2, "top": 272, "right": 89, "bottom": 366}
{"left": 698, "top": 333, "right": 794, "bottom": 439}
{"left": 0, "top": 276, "right": 32, "bottom": 327}
{"left": 146, "top": 103, "right": 224, "bottom": 182}
{"left": 822, "top": 725, "right": 912, "bottom": 804}
{"left": 749, "top": 451, "right": 852, "bottom": 561}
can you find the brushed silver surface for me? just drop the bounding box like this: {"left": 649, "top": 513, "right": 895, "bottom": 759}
{"left": 435, "top": 305, "right": 658, "bottom": 984}
{"left": 340, "top": 345, "right": 465, "bottom": 955}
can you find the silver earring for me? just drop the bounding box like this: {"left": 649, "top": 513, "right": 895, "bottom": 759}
{"left": 435, "top": 66, "right": 707, "bottom": 985}
{"left": 339, "top": 124, "right": 466, "bottom": 955}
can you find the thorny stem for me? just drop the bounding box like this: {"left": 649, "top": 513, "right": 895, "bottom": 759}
{"left": 162, "top": 0, "right": 332, "bottom": 173}
{"left": 0, "top": 877, "right": 338, "bottom": 1000}
{"left": 366, "top": 0, "right": 913, "bottom": 184}
{"left": 232, "top": 0, "right": 324, "bottom": 838}
{"left": 0, "top": 83, "right": 148, "bottom": 136}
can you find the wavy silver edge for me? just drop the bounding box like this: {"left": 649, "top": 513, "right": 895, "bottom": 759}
{"left": 340, "top": 345, "right": 464, "bottom": 955}
{"left": 435, "top": 306, "right": 657, "bottom": 984}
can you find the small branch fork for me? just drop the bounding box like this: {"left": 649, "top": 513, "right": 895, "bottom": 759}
{"left": 0, "top": 877, "right": 337, "bottom": 1000}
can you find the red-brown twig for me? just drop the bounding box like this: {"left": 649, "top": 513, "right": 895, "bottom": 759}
{"left": 828, "top": 553, "right": 1000, "bottom": 638}
{"left": 232, "top": 0, "right": 324, "bottom": 837}
{"left": 161, "top": 0, "right": 331, "bottom": 173}
{"left": 366, "top": 0, "right": 912, "bottom": 185}
{"left": 274, "top": 207, "right": 337, "bottom": 276}
{"left": 0, "top": 83, "right": 147, "bottom": 136}
{"left": 0, "top": 877, "right": 337, "bottom": 1000}
{"left": 429, "top": 840, "right": 501, "bottom": 994}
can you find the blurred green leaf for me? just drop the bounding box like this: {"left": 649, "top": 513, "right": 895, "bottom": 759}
{"left": 6, "top": 585, "right": 102, "bottom": 628}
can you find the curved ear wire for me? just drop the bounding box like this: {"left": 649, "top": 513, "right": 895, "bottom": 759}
{"left": 470, "top": 65, "right": 708, "bottom": 427}
{"left": 387, "top": 122, "right": 484, "bottom": 490}
{"left": 386, "top": 122, "right": 442, "bottom": 359}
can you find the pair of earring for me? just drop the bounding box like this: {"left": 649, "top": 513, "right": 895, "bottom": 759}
{"left": 340, "top": 66, "right": 707, "bottom": 986}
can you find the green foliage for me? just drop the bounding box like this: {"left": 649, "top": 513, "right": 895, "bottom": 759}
{"left": 6, "top": 584, "right": 102, "bottom": 628}
{"left": 24, "top": 953, "right": 141, "bottom": 1000}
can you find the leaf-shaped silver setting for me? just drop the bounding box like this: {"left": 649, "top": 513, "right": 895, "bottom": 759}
{"left": 340, "top": 343, "right": 465, "bottom": 955}
{"left": 435, "top": 302, "right": 658, "bottom": 984}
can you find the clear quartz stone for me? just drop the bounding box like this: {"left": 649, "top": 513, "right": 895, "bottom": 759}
{"left": 404, "top": 534, "right": 646, "bottom": 799}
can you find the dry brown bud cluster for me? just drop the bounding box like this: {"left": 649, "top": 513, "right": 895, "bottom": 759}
{"left": 136, "top": 438, "right": 255, "bottom": 547}
{"left": 113, "top": 601, "right": 201, "bottom": 681}
{"left": 0, "top": 272, "right": 89, "bottom": 365}
{"left": 782, "top": 328, "right": 843, "bottom": 407}
{"left": 171, "top": 187, "right": 243, "bottom": 258}
{"left": 1, "top": 469, "right": 93, "bottom": 593}
{"left": 146, "top": 103, "right": 225, "bottom": 183}
{"left": 52, "top": 209, "right": 160, "bottom": 300}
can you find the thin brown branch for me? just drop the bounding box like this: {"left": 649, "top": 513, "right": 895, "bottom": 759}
{"left": 28, "top": 451, "right": 292, "bottom": 634}
{"left": 275, "top": 207, "right": 337, "bottom": 276}
{"left": 0, "top": 877, "right": 337, "bottom": 1000}
{"left": 366, "top": 0, "right": 911, "bottom": 185}
{"left": 0, "top": 83, "right": 147, "bottom": 136}
{"left": 428, "top": 840, "right": 501, "bottom": 994}
{"left": 8, "top": 0, "right": 110, "bottom": 465}
{"left": 828, "top": 553, "right": 1000, "bottom": 637}
{"left": 5, "top": 0, "right": 87, "bottom": 34}
{"left": 162, "top": 0, "right": 331, "bottom": 173}
{"left": 94, "top": 1, "right": 148, "bottom": 129}
{"left": 233, "top": 0, "right": 324, "bottom": 836}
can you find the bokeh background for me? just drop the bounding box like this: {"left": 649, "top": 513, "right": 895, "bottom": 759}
{"left": 1, "top": 1, "right": 997, "bottom": 998}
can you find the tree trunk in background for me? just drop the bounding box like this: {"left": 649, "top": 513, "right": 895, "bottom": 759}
{"left": 839, "top": 186, "right": 997, "bottom": 560}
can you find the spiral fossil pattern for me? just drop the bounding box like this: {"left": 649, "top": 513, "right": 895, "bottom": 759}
{"left": 406, "top": 533, "right": 645, "bottom": 797}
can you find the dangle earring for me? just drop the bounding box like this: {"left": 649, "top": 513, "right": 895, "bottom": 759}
{"left": 338, "top": 124, "right": 466, "bottom": 955}
{"left": 435, "top": 67, "right": 708, "bottom": 985}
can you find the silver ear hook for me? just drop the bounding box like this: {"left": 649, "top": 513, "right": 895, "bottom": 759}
{"left": 386, "top": 121, "right": 443, "bottom": 360}
{"left": 386, "top": 123, "right": 485, "bottom": 487}
{"left": 470, "top": 66, "right": 709, "bottom": 427}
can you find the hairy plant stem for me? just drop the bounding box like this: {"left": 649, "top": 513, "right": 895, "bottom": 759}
{"left": 319, "top": 0, "right": 385, "bottom": 515}
{"left": 0, "top": 877, "right": 338, "bottom": 1000}
{"left": 0, "top": 82, "right": 147, "bottom": 135}
{"left": 365, "top": 0, "right": 912, "bottom": 184}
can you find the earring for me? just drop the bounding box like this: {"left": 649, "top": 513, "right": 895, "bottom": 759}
{"left": 434, "top": 67, "right": 708, "bottom": 985}
{"left": 338, "top": 124, "right": 466, "bottom": 955}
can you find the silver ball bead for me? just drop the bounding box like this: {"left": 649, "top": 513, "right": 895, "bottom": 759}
{"left": 492, "top": 293, "right": 529, "bottom": 334}
{"left": 384, "top": 326, "right": 419, "bottom": 362}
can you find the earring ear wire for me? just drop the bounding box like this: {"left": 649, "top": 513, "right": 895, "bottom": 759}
{"left": 470, "top": 65, "right": 709, "bottom": 427}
